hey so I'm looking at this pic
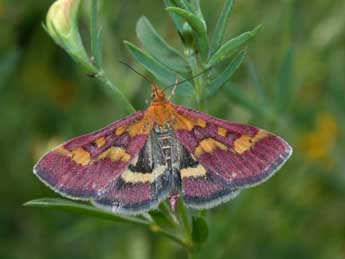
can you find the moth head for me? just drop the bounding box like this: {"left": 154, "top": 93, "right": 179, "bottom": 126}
{"left": 151, "top": 84, "right": 166, "bottom": 103}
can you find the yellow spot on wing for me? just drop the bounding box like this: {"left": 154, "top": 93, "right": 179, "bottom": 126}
{"left": 181, "top": 164, "right": 207, "bottom": 178}
{"left": 56, "top": 146, "right": 91, "bottom": 166}
{"left": 97, "top": 147, "right": 131, "bottom": 162}
{"left": 56, "top": 146, "right": 72, "bottom": 157}
{"left": 94, "top": 137, "right": 106, "bottom": 147}
{"left": 127, "top": 119, "right": 148, "bottom": 137}
{"left": 72, "top": 147, "right": 91, "bottom": 165}
{"left": 56, "top": 145, "right": 130, "bottom": 165}
{"left": 121, "top": 166, "right": 166, "bottom": 183}
{"left": 217, "top": 127, "right": 228, "bottom": 137}
{"left": 194, "top": 138, "right": 228, "bottom": 157}
{"left": 115, "top": 126, "right": 126, "bottom": 136}
{"left": 233, "top": 129, "right": 268, "bottom": 154}
{"left": 175, "top": 114, "right": 206, "bottom": 131}
{"left": 115, "top": 119, "right": 150, "bottom": 137}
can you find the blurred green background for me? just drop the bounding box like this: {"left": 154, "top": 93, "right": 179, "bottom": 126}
{"left": 1, "top": 0, "right": 344, "bottom": 258}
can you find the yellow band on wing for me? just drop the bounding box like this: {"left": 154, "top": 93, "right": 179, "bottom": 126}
{"left": 194, "top": 138, "right": 228, "bottom": 157}
{"left": 181, "top": 164, "right": 207, "bottom": 178}
{"left": 121, "top": 165, "right": 166, "bottom": 183}
{"left": 56, "top": 146, "right": 91, "bottom": 166}
{"left": 97, "top": 147, "right": 131, "bottom": 162}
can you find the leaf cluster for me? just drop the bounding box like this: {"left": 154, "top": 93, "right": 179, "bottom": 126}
{"left": 126, "top": 0, "right": 260, "bottom": 108}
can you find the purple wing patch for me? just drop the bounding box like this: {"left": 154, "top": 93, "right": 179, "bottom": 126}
{"left": 34, "top": 111, "right": 148, "bottom": 201}
{"left": 174, "top": 105, "right": 292, "bottom": 208}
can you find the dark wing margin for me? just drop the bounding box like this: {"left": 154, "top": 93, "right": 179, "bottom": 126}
{"left": 174, "top": 105, "right": 292, "bottom": 209}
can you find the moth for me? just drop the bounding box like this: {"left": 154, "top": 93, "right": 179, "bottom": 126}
{"left": 34, "top": 84, "right": 292, "bottom": 215}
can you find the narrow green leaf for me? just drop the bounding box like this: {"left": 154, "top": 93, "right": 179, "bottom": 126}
{"left": 208, "top": 25, "right": 261, "bottom": 66}
{"left": 24, "top": 198, "right": 149, "bottom": 225}
{"left": 245, "top": 59, "right": 268, "bottom": 105}
{"left": 176, "top": 0, "right": 205, "bottom": 23}
{"left": 166, "top": 7, "right": 206, "bottom": 34}
{"left": 166, "top": 7, "right": 209, "bottom": 59}
{"left": 210, "top": 0, "right": 234, "bottom": 53}
{"left": 207, "top": 49, "right": 247, "bottom": 97}
{"left": 177, "top": 198, "right": 191, "bottom": 235}
{"left": 124, "top": 41, "right": 194, "bottom": 96}
{"left": 191, "top": 216, "right": 208, "bottom": 244}
{"left": 175, "top": 0, "right": 193, "bottom": 12}
{"left": 163, "top": 0, "right": 185, "bottom": 35}
{"left": 136, "top": 16, "right": 190, "bottom": 74}
{"left": 275, "top": 48, "right": 294, "bottom": 113}
{"left": 190, "top": 0, "right": 204, "bottom": 21}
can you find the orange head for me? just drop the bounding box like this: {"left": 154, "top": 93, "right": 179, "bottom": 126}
{"left": 147, "top": 84, "right": 176, "bottom": 126}
{"left": 151, "top": 84, "right": 167, "bottom": 104}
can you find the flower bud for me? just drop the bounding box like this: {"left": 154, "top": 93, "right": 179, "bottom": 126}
{"left": 45, "top": 0, "right": 90, "bottom": 68}
{"left": 46, "top": 0, "right": 79, "bottom": 40}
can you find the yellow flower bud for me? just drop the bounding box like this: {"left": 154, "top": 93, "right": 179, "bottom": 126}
{"left": 46, "top": 0, "right": 80, "bottom": 39}
{"left": 45, "top": 0, "right": 93, "bottom": 71}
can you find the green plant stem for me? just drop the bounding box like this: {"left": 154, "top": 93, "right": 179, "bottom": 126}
{"left": 155, "top": 227, "right": 191, "bottom": 250}
{"left": 97, "top": 71, "right": 136, "bottom": 113}
{"left": 74, "top": 58, "right": 135, "bottom": 113}
{"left": 90, "top": 0, "right": 102, "bottom": 67}
{"left": 88, "top": 0, "right": 135, "bottom": 113}
{"left": 77, "top": 62, "right": 135, "bottom": 114}
{"left": 69, "top": 52, "right": 98, "bottom": 74}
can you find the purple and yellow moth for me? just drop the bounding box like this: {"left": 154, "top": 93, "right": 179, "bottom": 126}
{"left": 34, "top": 84, "right": 292, "bottom": 215}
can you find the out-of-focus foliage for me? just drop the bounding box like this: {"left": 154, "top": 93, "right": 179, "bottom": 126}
{"left": 0, "top": 0, "right": 344, "bottom": 259}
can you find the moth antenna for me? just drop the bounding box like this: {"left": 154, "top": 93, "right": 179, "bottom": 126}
{"left": 118, "top": 60, "right": 153, "bottom": 85}
{"left": 151, "top": 83, "right": 160, "bottom": 96}
{"left": 163, "top": 66, "right": 213, "bottom": 92}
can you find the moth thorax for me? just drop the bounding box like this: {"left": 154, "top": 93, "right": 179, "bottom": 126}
{"left": 154, "top": 123, "right": 170, "bottom": 133}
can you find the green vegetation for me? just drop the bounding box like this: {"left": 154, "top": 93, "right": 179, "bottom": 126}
{"left": 0, "top": 0, "right": 344, "bottom": 258}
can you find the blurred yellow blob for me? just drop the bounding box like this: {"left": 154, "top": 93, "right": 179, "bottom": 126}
{"left": 299, "top": 112, "right": 338, "bottom": 166}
